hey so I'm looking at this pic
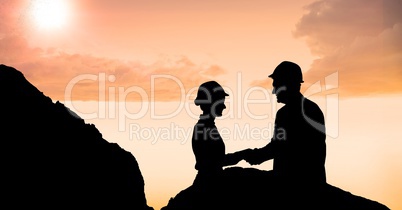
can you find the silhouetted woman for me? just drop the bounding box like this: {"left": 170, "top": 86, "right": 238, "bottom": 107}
{"left": 191, "top": 81, "right": 243, "bottom": 191}
{"left": 163, "top": 81, "right": 248, "bottom": 209}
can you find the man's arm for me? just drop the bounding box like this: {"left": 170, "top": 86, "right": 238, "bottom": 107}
{"left": 222, "top": 139, "right": 279, "bottom": 166}
{"left": 224, "top": 108, "right": 285, "bottom": 166}
{"left": 222, "top": 149, "right": 252, "bottom": 166}
{"left": 243, "top": 107, "right": 286, "bottom": 165}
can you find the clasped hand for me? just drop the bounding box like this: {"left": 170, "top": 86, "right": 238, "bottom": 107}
{"left": 225, "top": 148, "right": 265, "bottom": 166}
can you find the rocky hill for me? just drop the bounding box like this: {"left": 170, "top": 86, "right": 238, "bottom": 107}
{"left": 162, "top": 165, "right": 390, "bottom": 209}
{"left": 0, "top": 64, "right": 153, "bottom": 209}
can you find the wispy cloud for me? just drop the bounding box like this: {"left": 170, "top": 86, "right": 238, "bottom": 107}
{"left": 0, "top": 35, "right": 227, "bottom": 101}
{"left": 290, "top": 0, "right": 402, "bottom": 97}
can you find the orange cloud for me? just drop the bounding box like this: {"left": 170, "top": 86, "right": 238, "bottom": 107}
{"left": 249, "top": 78, "right": 270, "bottom": 89}
{"left": 291, "top": 0, "right": 402, "bottom": 97}
{"left": 200, "top": 65, "right": 227, "bottom": 77}
{"left": 0, "top": 0, "right": 229, "bottom": 102}
{"left": 0, "top": 35, "right": 228, "bottom": 101}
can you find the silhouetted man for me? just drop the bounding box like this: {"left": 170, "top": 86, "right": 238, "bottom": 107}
{"left": 243, "top": 61, "right": 327, "bottom": 188}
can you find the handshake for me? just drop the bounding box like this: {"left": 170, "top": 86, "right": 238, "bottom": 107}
{"left": 224, "top": 148, "right": 265, "bottom": 167}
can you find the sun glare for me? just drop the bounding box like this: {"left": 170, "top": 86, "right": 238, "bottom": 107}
{"left": 31, "top": 0, "right": 69, "bottom": 30}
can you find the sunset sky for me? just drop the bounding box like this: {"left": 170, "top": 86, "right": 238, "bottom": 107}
{"left": 1, "top": 0, "right": 402, "bottom": 210}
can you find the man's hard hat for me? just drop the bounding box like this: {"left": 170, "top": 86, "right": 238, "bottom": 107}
{"left": 268, "top": 61, "right": 304, "bottom": 83}
{"left": 194, "top": 81, "right": 229, "bottom": 106}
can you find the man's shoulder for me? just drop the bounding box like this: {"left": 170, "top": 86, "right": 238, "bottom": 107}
{"left": 302, "top": 97, "right": 322, "bottom": 111}
{"left": 275, "top": 96, "right": 323, "bottom": 116}
{"left": 302, "top": 96, "right": 325, "bottom": 121}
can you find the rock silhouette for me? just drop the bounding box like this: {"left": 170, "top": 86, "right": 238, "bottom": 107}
{"left": 0, "top": 64, "right": 153, "bottom": 209}
{"left": 162, "top": 167, "right": 389, "bottom": 210}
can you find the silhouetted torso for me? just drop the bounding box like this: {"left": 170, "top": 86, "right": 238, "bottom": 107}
{"left": 192, "top": 115, "right": 225, "bottom": 177}
{"left": 261, "top": 93, "right": 326, "bottom": 185}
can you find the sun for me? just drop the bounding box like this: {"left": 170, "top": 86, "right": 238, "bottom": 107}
{"left": 31, "top": 0, "right": 69, "bottom": 30}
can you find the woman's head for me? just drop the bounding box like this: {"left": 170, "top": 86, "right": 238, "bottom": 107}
{"left": 194, "top": 81, "right": 229, "bottom": 117}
